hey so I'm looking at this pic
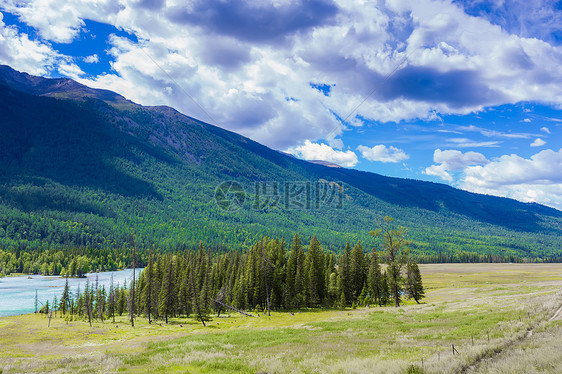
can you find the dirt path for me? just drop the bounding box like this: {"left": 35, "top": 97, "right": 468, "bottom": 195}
{"left": 461, "top": 300, "right": 562, "bottom": 373}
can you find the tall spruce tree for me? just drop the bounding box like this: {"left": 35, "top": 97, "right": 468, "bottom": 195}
{"left": 370, "top": 216, "right": 410, "bottom": 307}
{"left": 143, "top": 251, "right": 154, "bottom": 324}
{"left": 339, "top": 242, "right": 352, "bottom": 304}
{"left": 159, "top": 256, "right": 175, "bottom": 324}
{"left": 306, "top": 236, "right": 325, "bottom": 306}
{"left": 367, "top": 249, "right": 382, "bottom": 306}
{"left": 59, "top": 278, "right": 71, "bottom": 316}
{"left": 287, "top": 234, "right": 306, "bottom": 308}
{"left": 83, "top": 278, "right": 93, "bottom": 327}
{"left": 350, "top": 241, "right": 366, "bottom": 300}
{"left": 108, "top": 273, "right": 116, "bottom": 323}
{"left": 405, "top": 261, "right": 425, "bottom": 304}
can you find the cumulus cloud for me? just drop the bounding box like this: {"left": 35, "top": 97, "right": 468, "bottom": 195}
{"left": 461, "top": 148, "right": 562, "bottom": 210}
{"left": 357, "top": 144, "right": 409, "bottom": 163}
{"left": 0, "top": 11, "right": 81, "bottom": 76}
{"left": 424, "top": 149, "right": 488, "bottom": 181}
{"left": 288, "top": 140, "right": 358, "bottom": 167}
{"left": 434, "top": 149, "right": 489, "bottom": 170}
{"left": 530, "top": 138, "right": 546, "bottom": 147}
{"left": 541, "top": 127, "right": 551, "bottom": 134}
{"left": 83, "top": 54, "right": 99, "bottom": 63}
{"left": 424, "top": 164, "right": 454, "bottom": 182}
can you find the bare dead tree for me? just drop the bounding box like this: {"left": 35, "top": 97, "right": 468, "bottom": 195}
{"left": 212, "top": 298, "right": 258, "bottom": 317}
{"left": 212, "top": 288, "right": 257, "bottom": 318}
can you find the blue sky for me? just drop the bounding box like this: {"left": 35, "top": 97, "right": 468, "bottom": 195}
{"left": 0, "top": 0, "right": 561, "bottom": 210}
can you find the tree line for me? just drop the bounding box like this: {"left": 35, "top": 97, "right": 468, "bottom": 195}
{"left": 43, "top": 217, "right": 425, "bottom": 326}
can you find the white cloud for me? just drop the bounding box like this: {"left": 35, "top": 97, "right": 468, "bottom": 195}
{"left": 0, "top": 12, "right": 83, "bottom": 76}
{"left": 523, "top": 118, "right": 531, "bottom": 122}
{"left": 541, "top": 127, "right": 551, "bottom": 134}
{"left": 458, "top": 125, "right": 535, "bottom": 139}
{"left": 433, "top": 149, "right": 489, "bottom": 170}
{"left": 530, "top": 138, "right": 546, "bottom": 147}
{"left": 424, "top": 164, "right": 453, "bottom": 182}
{"left": 0, "top": 0, "right": 119, "bottom": 43}
{"left": 357, "top": 144, "right": 409, "bottom": 163}
{"left": 288, "top": 140, "right": 358, "bottom": 167}
{"left": 424, "top": 149, "right": 488, "bottom": 181}
{"left": 83, "top": 54, "right": 99, "bottom": 63}
{"left": 448, "top": 138, "right": 502, "bottom": 148}
{"left": 461, "top": 149, "right": 562, "bottom": 210}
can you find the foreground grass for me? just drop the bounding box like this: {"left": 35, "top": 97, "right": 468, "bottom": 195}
{"left": 1, "top": 263, "right": 561, "bottom": 373}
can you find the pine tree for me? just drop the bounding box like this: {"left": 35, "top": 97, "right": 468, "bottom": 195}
{"left": 178, "top": 264, "right": 191, "bottom": 317}
{"left": 129, "top": 236, "right": 137, "bottom": 327}
{"left": 306, "top": 236, "right": 325, "bottom": 306}
{"left": 261, "top": 239, "right": 273, "bottom": 315}
{"left": 107, "top": 273, "right": 116, "bottom": 323}
{"left": 96, "top": 286, "right": 106, "bottom": 321}
{"left": 84, "top": 279, "right": 93, "bottom": 327}
{"left": 369, "top": 216, "right": 410, "bottom": 307}
{"left": 350, "top": 241, "right": 366, "bottom": 300}
{"left": 271, "top": 238, "right": 286, "bottom": 310}
{"left": 405, "top": 261, "right": 425, "bottom": 304}
{"left": 339, "top": 242, "right": 352, "bottom": 305}
{"left": 327, "top": 272, "right": 339, "bottom": 304}
{"left": 143, "top": 251, "right": 154, "bottom": 324}
{"left": 159, "top": 256, "right": 175, "bottom": 324}
{"left": 75, "top": 284, "right": 82, "bottom": 317}
{"left": 117, "top": 282, "right": 127, "bottom": 316}
{"left": 190, "top": 263, "right": 212, "bottom": 326}
{"left": 367, "top": 249, "right": 382, "bottom": 306}
{"left": 52, "top": 296, "right": 58, "bottom": 319}
{"left": 286, "top": 234, "right": 307, "bottom": 309}
{"left": 60, "top": 278, "right": 71, "bottom": 316}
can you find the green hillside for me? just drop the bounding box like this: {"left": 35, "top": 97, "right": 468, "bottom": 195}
{"left": 0, "top": 65, "right": 561, "bottom": 261}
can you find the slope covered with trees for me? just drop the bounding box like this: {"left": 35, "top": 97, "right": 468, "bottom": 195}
{"left": 0, "top": 65, "right": 561, "bottom": 265}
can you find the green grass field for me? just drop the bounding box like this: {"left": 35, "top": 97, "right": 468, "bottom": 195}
{"left": 1, "top": 263, "right": 561, "bottom": 373}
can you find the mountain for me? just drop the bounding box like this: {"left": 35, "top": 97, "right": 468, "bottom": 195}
{"left": 0, "top": 65, "right": 560, "bottom": 259}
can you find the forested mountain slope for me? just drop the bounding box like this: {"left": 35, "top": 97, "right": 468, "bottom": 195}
{"left": 1, "top": 65, "right": 560, "bottom": 259}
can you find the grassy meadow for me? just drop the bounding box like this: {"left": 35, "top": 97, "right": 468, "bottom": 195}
{"left": 1, "top": 263, "right": 562, "bottom": 373}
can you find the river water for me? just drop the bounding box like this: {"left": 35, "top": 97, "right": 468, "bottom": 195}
{"left": 0, "top": 269, "right": 142, "bottom": 317}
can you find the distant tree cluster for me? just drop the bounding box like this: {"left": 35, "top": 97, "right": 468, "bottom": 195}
{"left": 0, "top": 247, "right": 142, "bottom": 278}
{"left": 45, "top": 220, "right": 425, "bottom": 326}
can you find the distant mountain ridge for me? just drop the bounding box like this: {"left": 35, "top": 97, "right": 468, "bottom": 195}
{"left": 0, "top": 65, "right": 127, "bottom": 103}
{"left": 0, "top": 65, "right": 560, "bottom": 259}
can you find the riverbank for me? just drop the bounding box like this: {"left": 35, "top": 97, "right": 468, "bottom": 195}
{"left": 0, "top": 269, "right": 141, "bottom": 317}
